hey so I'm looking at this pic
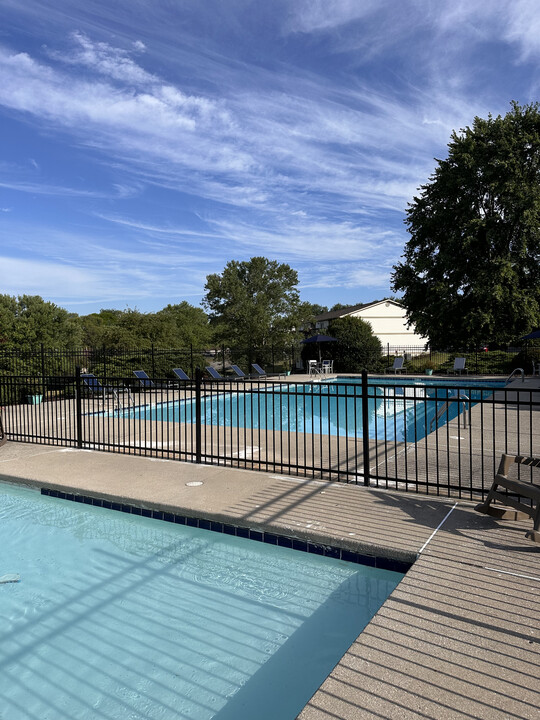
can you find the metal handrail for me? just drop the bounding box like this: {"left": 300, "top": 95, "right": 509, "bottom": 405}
{"left": 505, "top": 368, "right": 525, "bottom": 385}
{"left": 430, "top": 390, "right": 470, "bottom": 431}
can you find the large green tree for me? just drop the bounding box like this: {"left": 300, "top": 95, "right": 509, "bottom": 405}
{"left": 392, "top": 102, "right": 540, "bottom": 348}
{"left": 203, "top": 257, "right": 308, "bottom": 367}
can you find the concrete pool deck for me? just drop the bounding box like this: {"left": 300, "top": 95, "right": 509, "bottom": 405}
{"left": 0, "top": 441, "right": 538, "bottom": 719}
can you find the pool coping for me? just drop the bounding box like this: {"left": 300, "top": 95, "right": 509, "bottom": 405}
{"left": 37, "top": 484, "right": 412, "bottom": 573}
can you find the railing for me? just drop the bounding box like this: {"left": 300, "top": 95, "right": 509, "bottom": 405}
{"left": 0, "top": 344, "right": 295, "bottom": 380}
{"left": 429, "top": 391, "right": 471, "bottom": 431}
{"left": 1, "top": 371, "right": 538, "bottom": 501}
{"left": 506, "top": 367, "right": 525, "bottom": 384}
{"left": 0, "top": 343, "right": 537, "bottom": 380}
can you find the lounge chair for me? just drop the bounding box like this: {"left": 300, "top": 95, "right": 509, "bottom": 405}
{"left": 230, "top": 364, "right": 247, "bottom": 379}
{"left": 206, "top": 366, "right": 224, "bottom": 380}
{"left": 81, "top": 373, "right": 115, "bottom": 397}
{"left": 81, "top": 373, "right": 131, "bottom": 405}
{"left": 133, "top": 370, "right": 155, "bottom": 388}
{"left": 475, "top": 453, "right": 540, "bottom": 543}
{"left": 0, "top": 410, "right": 7, "bottom": 447}
{"left": 386, "top": 357, "right": 406, "bottom": 374}
{"left": 172, "top": 368, "right": 190, "bottom": 381}
{"left": 449, "top": 357, "right": 467, "bottom": 375}
{"left": 251, "top": 363, "right": 287, "bottom": 379}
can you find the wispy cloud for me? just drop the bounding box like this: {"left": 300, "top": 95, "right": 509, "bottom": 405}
{"left": 0, "top": 34, "right": 467, "bottom": 221}
{"left": 47, "top": 30, "right": 155, "bottom": 85}
{"left": 0, "top": 1, "right": 538, "bottom": 312}
{"left": 283, "top": 0, "right": 379, "bottom": 34}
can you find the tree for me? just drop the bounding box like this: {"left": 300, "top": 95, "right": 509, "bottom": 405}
{"left": 305, "top": 303, "right": 328, "bottom": 317}
{"left": 155, "top": 302, "right": 211, "bottom": 348}
{"left": 392, "top": 102, "right": 540, "bottom": 348}
{"left": 0, "top": 294, "right": 83, "bottom": 348}
{"left": 203, "top": 257, "right": 306, "bottom": 367}
{"left": 327, "top": 316, "right": 382, "bottom": 372}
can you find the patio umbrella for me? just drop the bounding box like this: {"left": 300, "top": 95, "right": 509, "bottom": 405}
{"left": 301, "top": 334, "right": 338, "bottom": 363}
{"left": 521, "top": 329, "right": 540, "bottom": 340}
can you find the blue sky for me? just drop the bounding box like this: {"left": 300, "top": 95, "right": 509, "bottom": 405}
{"left": 1, "top": 0, "right": 539, "bottom": 315}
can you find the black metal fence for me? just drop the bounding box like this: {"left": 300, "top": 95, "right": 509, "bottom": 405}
{"left": 1, "top": 370, "right": 537, "bottom": 501}
{"left": 381, "top": 345, "right": 539, "bottom": 376}
{"left": 1, "top": 343, "right": 539, "bottom": 382}
{"left": 0, "top": 344, "right": 296, "bottom": 381}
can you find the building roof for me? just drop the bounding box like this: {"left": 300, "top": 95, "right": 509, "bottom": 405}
{"left": 313, "top": 299, "right": 402, "bottom": 323}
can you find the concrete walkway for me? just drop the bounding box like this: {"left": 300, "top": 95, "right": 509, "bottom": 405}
{"left": 0, "top": 441, "right": 538, "bottom": 719}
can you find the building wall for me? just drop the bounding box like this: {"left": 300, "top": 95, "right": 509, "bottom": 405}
{"left": 316, "top": 301, "right": 426, "bottom": 350}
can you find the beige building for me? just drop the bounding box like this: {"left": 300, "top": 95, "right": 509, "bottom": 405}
{"left": 312, "top": 300, "right": 426, "bottom": 352}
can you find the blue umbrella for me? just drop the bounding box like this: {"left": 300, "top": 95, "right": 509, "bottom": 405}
{"left": 521, "top": 329, "right": 540, "bottom": 340}
{"left": 301, "top": 334, "right": 338, "bottom": 363}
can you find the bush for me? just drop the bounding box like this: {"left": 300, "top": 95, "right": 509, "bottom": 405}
{"left": 326, "top": 317, "right": 382, "bottom": 373}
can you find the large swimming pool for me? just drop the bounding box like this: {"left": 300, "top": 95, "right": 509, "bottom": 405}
{"left": 125, "top": 377, "right": 504, "bottom": 442}
{"left": 0, "top": 483, "right": 403, "bottom": 720}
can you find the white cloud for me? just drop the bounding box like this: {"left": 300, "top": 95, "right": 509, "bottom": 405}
{"left": 502, "top": 0, "right": 540, "bottom": 60}
{"left": 0, "top": 33, "right": 490, "bottom": 224}
{"left": 49, "top": 31, "right": 157, "bottom": 85}
{"left": 0, "top": 179, "right": 133, "bottom": 199}
{"left": 283, "top": 0, "right": 379, "bottom": 33}
{"left": 205, "top": 214, "right": 400, "bottom": 263}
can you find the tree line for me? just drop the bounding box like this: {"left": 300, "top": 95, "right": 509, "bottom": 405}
{"left": 0, "top": 258, "right": 387, "bottom": 374}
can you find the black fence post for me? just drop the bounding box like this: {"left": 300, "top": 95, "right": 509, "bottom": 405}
{"left": 195, "top": 367, "right": 202, "bottom": 463}
{"left": 361, "top": 369, "right": 370, "bottom": 486}
{"left": 41, "top": 343, "right": 46, "bottom": 397}
{"left": 151, "top": 343, "right": 156, "bottom": 379}
{"left": 75, "top": 366, "right": 83, "bottom": 449}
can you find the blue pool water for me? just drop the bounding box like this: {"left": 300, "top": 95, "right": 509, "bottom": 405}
{"left": 130, "top": 377, "right": 504, "bottom": 442}
{"left": 0, "top": 483, "right": 402, "bottom": 720}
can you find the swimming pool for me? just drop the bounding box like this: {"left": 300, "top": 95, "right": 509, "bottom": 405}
{"left": 126, "top": 377, "right": 504, "bottom": 442}
{"left": 0, "top": 483, "right": 403, "bottom": 720}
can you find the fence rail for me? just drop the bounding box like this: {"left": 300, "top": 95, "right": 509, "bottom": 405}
{"left": 1, "top": 370, "right": 538, "bottom": 501}
{"left": 0, "top": 343, "right": 538, "bottom": 380}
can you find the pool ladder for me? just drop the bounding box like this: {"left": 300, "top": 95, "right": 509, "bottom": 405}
{"left": 112, "top": 387, "right": 135, "bottom": 413}
{"left": 430, "top": 391, "right": 471, "bottom": 432}
{"left": 505, "top": 368, "right": 525, "bottom": 385}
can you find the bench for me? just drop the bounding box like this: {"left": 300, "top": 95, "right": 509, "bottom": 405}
{"left": 475, "top": 454, "right": 540, "bottom": 543}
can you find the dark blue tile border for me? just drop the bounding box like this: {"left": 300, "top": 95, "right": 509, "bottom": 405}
{"left": 40, "top": 488, "right": 413, "bottom": 573}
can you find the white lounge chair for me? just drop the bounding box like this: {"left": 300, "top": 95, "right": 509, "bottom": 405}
{"left": 386, "top": 357, "right": 406, "bottom": 374}
{"left": 450, "top": 358, "right": 467, "bottom": 375}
